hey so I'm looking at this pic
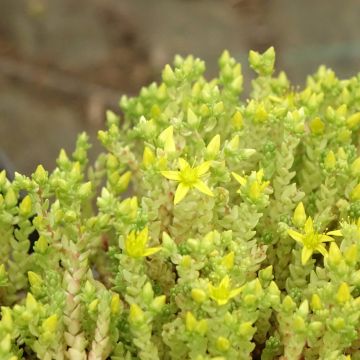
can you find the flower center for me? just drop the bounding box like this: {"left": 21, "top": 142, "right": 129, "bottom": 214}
{"left": 179, "top": 167, "right": 198, "bottom": 186}
{"left": 304, "top": 232, "right": 320, "bottom": 249}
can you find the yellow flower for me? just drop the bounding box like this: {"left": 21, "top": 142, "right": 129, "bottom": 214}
{"left": 161, "top": 158, "right": 213, "bottom": 205}
{"left": 125, "top": 227, "right": 161, "bottom": 258}
{"left": 232, "top": 169, "right": 269, "bottom": 202}
{"left": 208, "top": 275, "right": 242, "bottom": 306}
{"left": 287, "top": 216, "right": 342, "bottom": 265}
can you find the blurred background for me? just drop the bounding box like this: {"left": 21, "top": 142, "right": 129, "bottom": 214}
{"left": 0, "top": 0, "right": 360, "bottom": 175}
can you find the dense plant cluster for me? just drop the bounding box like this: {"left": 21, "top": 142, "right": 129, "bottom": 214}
{"left": 0, "top": 48, "right": 360, "bottom": 359}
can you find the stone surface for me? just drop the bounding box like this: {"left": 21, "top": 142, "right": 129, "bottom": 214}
{"left": 0, "top": 0, "right": 359, "bottom": 175}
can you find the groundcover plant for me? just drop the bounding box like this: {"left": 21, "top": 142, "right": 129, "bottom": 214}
{"left": 0, "top": 47, "right": 360, "bottom": 360}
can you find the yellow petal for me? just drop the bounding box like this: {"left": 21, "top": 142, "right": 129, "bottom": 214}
{"left": 219, "top": 275, "right": 230, "bottom": 289}
{"left": 174, "top": 183, "right": 190, "bottom": 205}
{"left": 256, "top": 169, "right": 265, "bottom": 182}
{"left": 143, "top": 247, "right": 162, "bottom": 257}
{"left": 229, "top": 287, "right": 242, "bottom": 300}
{"left": 304, "top": 217, "right": 314, "bottom": 234}
{"left": 195, "top": 161, "right": 212, "bottom": 176}
{"left": 319, "top": 234, "right": 334, "bottom": 243}
{"left": 161, "top": 171, "right": 181, "bottom": 181}
{"left": 138, "top": 227, "right": 149, "bottom": 246}
{"left": 287, "top": 229, "right": 304, "bottom": 243}
{"left": 326, "top": 229, "right": 342, "bottom": 237}
{"left": 315, "top": 245, "right": 327, "bottom": 257}
{"left": 178, "top": 158, "right": 190, "bottom": 170}
{"left": 301, "top": 247, "right": 313, "bottom": 265}
{"left": 193, "top": 180, "right": 214, "bottom": 197}
{"left": 232, "top": 172, "right": 246, "bottom": 186}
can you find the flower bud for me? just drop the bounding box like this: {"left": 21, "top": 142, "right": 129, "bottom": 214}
{"left": 128, "top": 304, "right": 145, "bottom": 325}
{"left": 191, "top": 288, "right": 207, "bottom": 303}
{"left": 336, "top": 282, "right": 351, "bottom": 304}
{"left": 310, "top": 294, "right": 322, "bottom": 311}
{"left": 347, "top": 112, "right": 360, "bottom": 129}
{"left": 111, "top": 294, "right": 122, "bottom": 315}
{"left": 310, "top": 117, "right": 325, "bottom": 135}
{"left": 159, "top": 126, "right": 176, "bottom": 153}
{"left": 151, "top": 295, "right": 166, "bottom": 312}
{"left": 216, "top": 336, "right": 230, "bottom": 351}
{"left": 206, "top": 135, "right": 221, "bottom": 158}
{"left": 42, "top": 314, "right": 58, "bottom": 333}
{"left": 231, "top": 111, "right": 243, "bottom": 129}
{"left": 143, "top": 147, "right": 155, "bottom": 167}
{"left": 324, "top": 151, "right": 336, "bottom": 170}
{"left": 292, "top": 202, "right": 306, "bottom": 227}
{"left": 187, "top": 108, "right": 199, "bottom": 127}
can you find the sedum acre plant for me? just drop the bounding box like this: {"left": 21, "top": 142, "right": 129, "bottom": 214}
{"left": 1, "top": 47, "right": 360, "bottom": 360}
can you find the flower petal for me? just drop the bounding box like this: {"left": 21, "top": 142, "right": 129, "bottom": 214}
{"left": 193, "top": 180, "right": 214, "bottom": 197}
{"left": 326, "top": 229, "right": 342, "bottom": 237}
{"left": 174, "top": 183, "right": 190, "bottom": 205}
{"left": 219, "top": 275, "right": 230, "bottom": 289}
{"left": 195, "top": 161, "right": 212, "bottom": 176}
{"left": 319, "top": 234, "right": 334, "bottom": 243}
{"left": 161, "top": 171, "right": 180, "bottom": 181}
{"left": 301, "top": 247, "right": 313, "bottom": 265}
{"left": 287, "top": 229, "right": 304, "bottom": 243}
{"left": 232, "top": 172, "right": 246, "bottom": 186}
{"left": 178, "top": 158, "right": 190, "bottom": 170}
{"left": 315, "top": 245, "right": 327, "bottom": 257}
{"left": 143, "top": 247, "right": 162, "bottom": 257}
{"left": 229, "top": 287, "right": 242, "bottom": 299}
{"left": 138, "top": 227, "right": 149, "bottom": 247}
{"left": 304, "top": 217, "right": 314, "bottom": 234}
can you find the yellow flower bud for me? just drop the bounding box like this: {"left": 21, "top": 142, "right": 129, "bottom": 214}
{"left": 328, "top": 242, "right": 342, "bottom": 265}
{"left": 336, "top": 283, "right": 351, "bottom": 304}
{"left": 231, "top": 111, "right": 243, "bottom": 129}
{"left": 111, "top": 294, "right": 121, "bottom": 314}
{"left": 28, "top": 271, "right": 43, "bottom": 288}
{"left": 221, "top": 251, "right": 235, "bottom": 270}
{"left": 309, "top": 117, "right": 325, "bottom": 134}
{"left": 216, "top": 336, "right": 230, "bottom": 352}
{"left": 347, "top": 112, "right": 360, "bottom": 129}
{"left": 117, "top": 171, "right": 132, "bottom": 193}
{"left": 42, "top": 314, "right": 58, "bottom": 333}
{"left": 350, "top": 183, "right": 360, "bottom": 201}
{"left": 324, "top": 150, "right": 336, "bottom": 170}
{"left": 34, "top": 236, "right": 48, "bottom": 254}
{"left": 88, "top": 299, "right": 99, "bottom": 312}
{"left": 128, "top": 304, "right": 145, "bottom": 325}
{"left": 159, "top": 126, "right": 176, "bottom": 153}
{"left": 206, "top": 134, "right": 221, "bottom": 158}
{"left": 191, "top": 288, "right": 207, "bottom": 303}
{"left": 310, "top": 294, "right": 322, "bottom": 311}
{"left": 185, "top": 311, "right": 197, "bottom": 332}
{"left": 143, "top": 147, "right": 155, "bottom": 167}
{"left": 351, "top": 157, "right": 360, "bottom": 177}
{"left": 151, "top": 295, "right": 166, "bottom": 312}
{"left": 292, "top": 202, "right": 306, "bottom": 227}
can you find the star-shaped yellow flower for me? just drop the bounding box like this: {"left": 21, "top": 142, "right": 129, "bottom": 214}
{"left": 287, "top": 216, "right": 342, "bottom": 265}
{"left": 125, "top": 227, "right": 161, "bottom": 258}
{"left": 161, "top": 158, "right": 213, "bottom": 205}
{"left": 208, "top": 275, "right": 242, "bottom": 306}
